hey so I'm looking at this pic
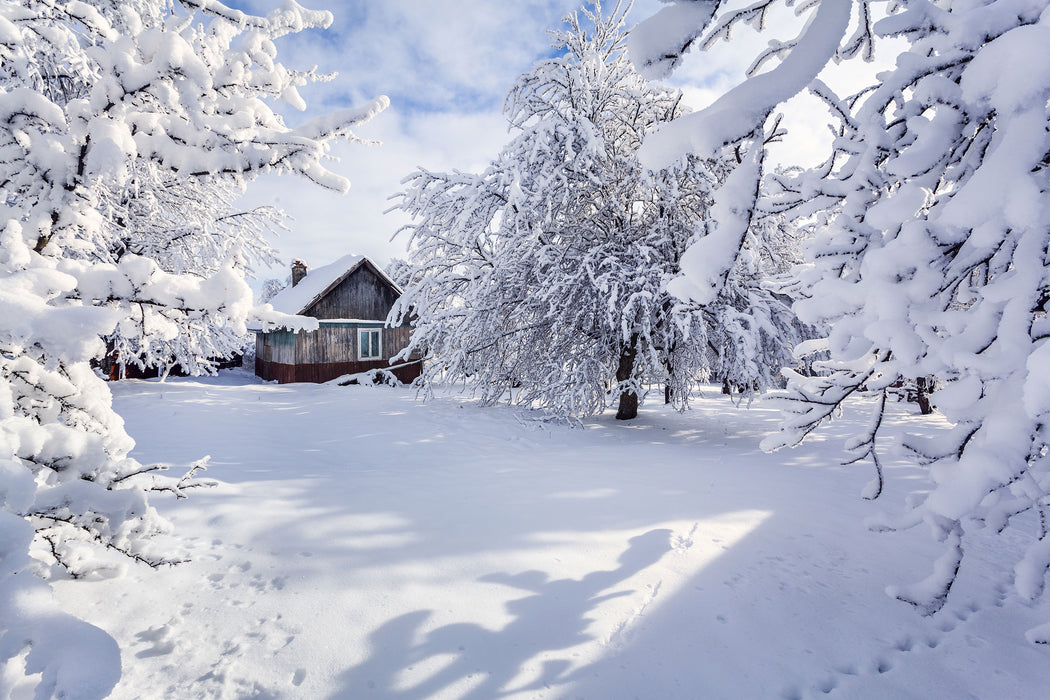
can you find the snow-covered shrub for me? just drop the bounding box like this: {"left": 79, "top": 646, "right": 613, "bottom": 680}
{"left": 0, "top": 0, "right": 385, "bottom": 693}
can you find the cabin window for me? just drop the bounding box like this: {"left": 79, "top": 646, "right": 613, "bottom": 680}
{"left": 359, "top": 328, "right": 382, "bottom": 360}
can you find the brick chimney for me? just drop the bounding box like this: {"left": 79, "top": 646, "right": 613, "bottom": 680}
{"left": 291, "top": 260, "right": 307, "bottom": 287}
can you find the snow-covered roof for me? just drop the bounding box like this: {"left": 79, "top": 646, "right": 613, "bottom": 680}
{"left": 267, "top": 254, "right": 401, "bottom": 316}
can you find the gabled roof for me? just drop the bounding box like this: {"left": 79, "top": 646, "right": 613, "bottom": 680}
{"left": 268, "top": 254, "right": 403, "bottom": 316}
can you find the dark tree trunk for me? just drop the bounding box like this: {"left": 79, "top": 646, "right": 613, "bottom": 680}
{"left": 915, "top": 376, "right": 933, "bottom": 415}
{"left": 663, "top": 358, "right": 674, "bottom": 405}
{"left": 615, "top": 337, "right": 639, "bottom": 421}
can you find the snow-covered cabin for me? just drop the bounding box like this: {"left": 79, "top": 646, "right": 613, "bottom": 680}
{"left": 254, "top": 255, "right": 420, "bottom": 384}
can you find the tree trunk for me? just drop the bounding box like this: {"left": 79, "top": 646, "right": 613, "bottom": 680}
{"left": 915, "top": 376, "right": 933, "bottom": 415}
{"left": 615, "top": 337, "right": 639, "bottom": 421}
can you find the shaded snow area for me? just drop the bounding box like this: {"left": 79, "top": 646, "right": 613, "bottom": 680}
{"left": 52, "top": 371, "right": 1050, "bottom": 699}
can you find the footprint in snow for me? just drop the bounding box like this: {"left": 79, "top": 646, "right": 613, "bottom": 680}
{"left": 135, "top": 623, "right": 177, "bottom": 658}
{"left": 788, "top": 595, "right": 990, "bottom": 698}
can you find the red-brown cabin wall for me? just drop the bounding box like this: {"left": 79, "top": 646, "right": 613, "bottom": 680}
{"left": 254, "top": 325, "right": 419, "bottom": 385}
{"left": 254, "top": 358, "right": 421, "bottom": 385}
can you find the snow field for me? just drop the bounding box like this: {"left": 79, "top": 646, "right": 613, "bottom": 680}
{"left": 50, "top": 371, "right": 1050, "bottom": 699}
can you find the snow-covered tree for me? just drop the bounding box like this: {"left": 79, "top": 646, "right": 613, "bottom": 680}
{"left": 383, "top": 256, "right": 419, "bottom": 291}
{"left": 707, "top": 207, "right": 814, "bottom": 395}
{"left": 632, "top": 0, "right": 1050, "bottom": 626}
{"left": 103, "top": 173, "right": 286, "bottom": 378}
{"left": 258, "top": 277, "right": 288, "bottom": 305}
{"left": 0, "top": 0, "right": 385, "bottom": 692}
{"left": 101, "top": 174, "right": 291, "bottom": 380}
{"left": 393, "top": 2, "right": 806, "bottom": 421}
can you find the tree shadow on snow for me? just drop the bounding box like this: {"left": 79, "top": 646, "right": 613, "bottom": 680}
{"left": 327, "top": 528, "right": 673, "bottom": 699}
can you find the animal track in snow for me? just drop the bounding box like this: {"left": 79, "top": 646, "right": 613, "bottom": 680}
{"left": 602, "top": 580, "right": 664, "bottom": 649}
{"left": 672, "top": 522, "right": 699, "bottom": 551}
{"left": 815, "top": 677, "right": 837, "bottom": 694}
{"left": 189, "top": 613, "right": 301, "bottom": 698}
{"left": 786, "top": 589, "right": 1004, "bottom": 698}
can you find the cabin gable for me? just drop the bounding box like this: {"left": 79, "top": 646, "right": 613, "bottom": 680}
{"left": 303, "top": 262, "right": 402, "bottom": 322}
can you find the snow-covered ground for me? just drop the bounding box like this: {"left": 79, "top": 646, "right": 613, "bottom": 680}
{"left": 51, "top": 370, "right": 1050, "bottom": 699}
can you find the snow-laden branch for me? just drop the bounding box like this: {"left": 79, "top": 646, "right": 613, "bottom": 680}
{"left": 637, "top": 0, "right": 852, "bottom": 169}
{"left": 667, "top": 145, "right": 762, "bottom": 305}
{"left": 637, "top": 0, "right": 1050, "bottom": 625}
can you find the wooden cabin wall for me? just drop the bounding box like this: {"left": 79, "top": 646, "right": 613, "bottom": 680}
{"left": 256, "top": 331, "right": 296, "bottom": 365}
{"left": 257, "top": 324, "right": 419, "bottom": 384}
{"left": 383, "top": 327, "right": 413, "bottom": 361}
{"left": 254, "top": 333, "right": 269, "bottom": 367}
{"left": 293, "top": 325, "right": 406, "bottom": 364}
{"left": 284, "top": 358, "right": 421, "bottom": 384}
{"left": 296, "top": 325, "right": 357, "bottom": 365}
{"left": 306, "top": 265, "right": 403, "bottom": 322}
{"left": 255, "top": 330, "right": 300, "bottom": 383}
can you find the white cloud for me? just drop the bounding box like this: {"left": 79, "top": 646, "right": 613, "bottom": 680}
{"left": 233, "top": 0, "right": 592, "bottom": 119}
{"left": 241, "top": 105, "right": 512, "bottom": 281}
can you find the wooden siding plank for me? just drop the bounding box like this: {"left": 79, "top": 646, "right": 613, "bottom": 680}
{"left": 257, "top": 358, "right": 422, "bottom": 384}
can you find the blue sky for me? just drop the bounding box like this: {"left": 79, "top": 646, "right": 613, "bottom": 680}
{"left": 227, "top": 0, "right": 605, "bottom": 119}
{"left": 223, "top": 1, "right": 850, "bottom": 288}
